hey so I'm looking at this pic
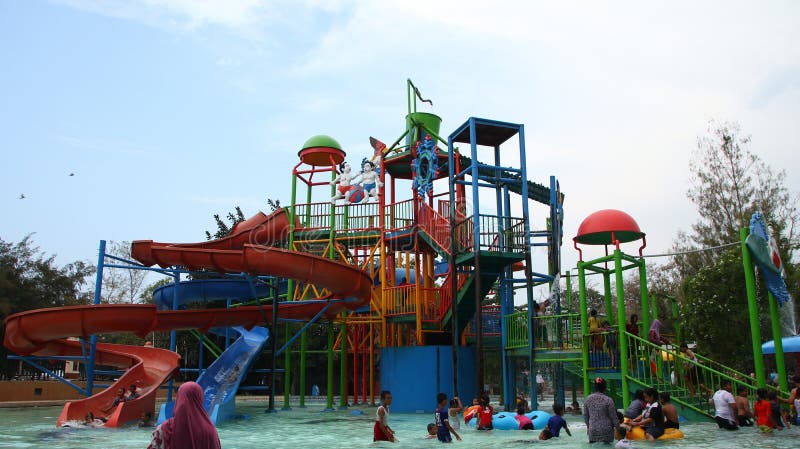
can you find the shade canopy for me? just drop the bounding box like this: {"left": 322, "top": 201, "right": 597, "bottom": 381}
{"left": 298, "top": 134, "right": 345, "bottom": 166}
{"left": 574, "top": 209, "right": 645, "bottom": 245}
{"left": 761, "top": 335, "right": 800, "bottom": 354}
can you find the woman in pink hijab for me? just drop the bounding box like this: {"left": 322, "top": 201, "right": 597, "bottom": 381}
{"left": 647, "top": 319, "right": 670, "bottom": 346}
{"left": 147, "top": 382, "right": 221, "bottom": 449}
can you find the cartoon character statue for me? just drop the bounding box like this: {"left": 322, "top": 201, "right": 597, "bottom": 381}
{"left": 331, "top": 162, "right": 355, "bottom": 202}
{"left": 353, "top": 157, "right": 383, "bottom": 203}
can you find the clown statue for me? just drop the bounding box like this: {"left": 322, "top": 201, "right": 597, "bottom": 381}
{"left": 331, "top": 161, "right": 355, "bottom": 202}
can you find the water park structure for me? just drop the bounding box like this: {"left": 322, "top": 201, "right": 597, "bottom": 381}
{"left": 3, "top": 80, "right": 796, "bottom": 429}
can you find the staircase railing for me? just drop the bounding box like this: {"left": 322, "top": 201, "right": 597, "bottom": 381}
{"left": 622, "top": 332, "right": 787, "bottom": 419}
{"left": 416, "top": 201, "right": 454, "bottom": 254}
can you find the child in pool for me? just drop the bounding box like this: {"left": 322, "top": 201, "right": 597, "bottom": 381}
{"left": 539, "top": 403, "right": 571, "bottom": 440}
{"left": 138, "top": 411, "right": 155, "bottom": 427}
{"left": 373, "top": 390, "right": 397, "bottom": 442}
{"left": 476, "top": 396, "right": 494, "bottom": 431}
{"left": 435, "top": 393, "right": 461, "bottom": 442}
{"left": 754, "top": 388, "right": 773, "bottom": 432}
{"left": 515, "top": 407, "right": 533, "bottom": 430}
{"left": 424, "top": 423, "right": 437, "bottom": 439}
{"left": 448, "top": 396, "right": 463, "bottom": 431}
{"left": 768, "top": 390, "right": 788, "bottom": 430}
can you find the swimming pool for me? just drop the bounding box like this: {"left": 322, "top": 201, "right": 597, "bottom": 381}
{"left": 0, "top": 401, "right": 796, "bottom": 448}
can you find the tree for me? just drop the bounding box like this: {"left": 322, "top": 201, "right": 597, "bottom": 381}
{"left": 100, "top": 241, "right": 147, "bottom": 304}
{"left": 204, "top": 198, "right": 282, "bottom": 241}
{"left": 676, "top": 120, "right": 799, "bottom": 368}
{"left": 205, "top": 206, "right": 245, "bottom": 241}
{"left": 0, "top": 235, "right": 94, "bottom": 378}
{"left": 680, "top": 120, "right": 799, "bottom": 270}
{"left": 680, "top": 248, "right": 772, "bottom": 372}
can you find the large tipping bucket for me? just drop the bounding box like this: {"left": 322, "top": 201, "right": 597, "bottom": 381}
{"left": 405, "top": 112, "right": 442, "bottom": 149}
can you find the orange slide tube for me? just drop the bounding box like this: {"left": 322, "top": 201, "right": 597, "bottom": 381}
{"left": 3, "top": 209, "right": 373, "bottom": 426}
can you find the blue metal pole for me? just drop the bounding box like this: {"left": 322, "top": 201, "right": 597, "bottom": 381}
{"left": 501, "top": 183, "right": 515, "bottom": 410}
{"left": 168, "top": 272, "right": 179, "bottom": 402}
{"left": 468, "top": 118, "right": 485, "bottom": 395}
{"left": 86, "top": 240, "right": 106, "bottom": 397}
{"left": 549, "top": 176, "right": 565, "bottom": 408}
{"left": 517, "top": 125, "right": 537, "bottom": 409}
{"left": 447, "top": 127, "right": 460, "bottom": 398}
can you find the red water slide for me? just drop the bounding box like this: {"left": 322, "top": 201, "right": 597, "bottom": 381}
{"left": 3, "top": 209, "right": 373, "bottom": 426}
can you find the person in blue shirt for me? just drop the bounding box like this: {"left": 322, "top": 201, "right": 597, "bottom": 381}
{"left": 434, "top": 393, "right": 461, "bottom": 443}
{"left": 539, "top": 403, "right": 572, "bottom": 440}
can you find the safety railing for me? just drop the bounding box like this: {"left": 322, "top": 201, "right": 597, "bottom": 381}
{"left": 454, "top": 215, "right": 526, "bottom": 253}
{"left": 382, "top": 285, "right": 416, "bottom": 316}
{"left": 585, "top": 328, "right": 620, "bottom": 370}
{"left": 436, "top": 199, "right": 467, "bottom": 222}
{"left": 423, "top": 286, "right": 450, "bottom": 323}
{"left": 622, "top": 332, "right": 788, "bottom": 419}
{"left": 387, "top": 199, "right": 414, "bottom": 231}
{"left": 293, "top": 202, "right": 334, "bottom": 231}
{"left": 293, "top": 200, "right": 411, "bottom": 233}
{"left": 503, "top": 311, "right": 582, "bottom": 351}
{"left": 504, "top": 311, "right": 529, "bottom": 349}
{"left": 335, "top": 201, "right": 381, "bottom": 230}
{"left": 534, "top": 313, "right": 583, "bottom": 351}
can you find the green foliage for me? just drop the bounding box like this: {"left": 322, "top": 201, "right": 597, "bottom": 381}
{"left": 0, "top": 235, "right": 95, "bottom": 378}
{"left": 673, "top": 120, "right": 799, "bottom": 372}
{"left": 204, "top": 198, "right": 282, "bottom": 241}
{"left": 205, "top": 206, "right": 246, "bottom": 241}
{"left": 680, "top": 248, "right": 763, "bottom": 372}
{"left": 677, "top": 120, "right": 799, "bottom": 277}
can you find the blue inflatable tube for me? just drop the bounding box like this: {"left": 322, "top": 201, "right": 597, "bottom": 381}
{"left": 467, "top": 410, "right": 551, "bottom": 430}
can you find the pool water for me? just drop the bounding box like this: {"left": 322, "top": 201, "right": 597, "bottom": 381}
{"left": 0, "top": 402, "right": 797, "bottom": 449}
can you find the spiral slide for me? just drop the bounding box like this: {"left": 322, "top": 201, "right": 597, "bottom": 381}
{"left": 3, "top": 210, "right": 373, "bottom": 427}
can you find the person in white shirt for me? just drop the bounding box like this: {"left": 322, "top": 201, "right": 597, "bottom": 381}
{"left": 536, "top": 371, "right": 546, "bottom": 401}
{"left": 711, "top": 379, "right": 738, "bottom": 430}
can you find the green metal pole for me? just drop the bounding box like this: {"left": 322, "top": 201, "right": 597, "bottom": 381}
{"left": 283, "top": 324, "right": 291, "bottom": 410}
{"left": 578, "top": 262, "right": 590, "bottom": 397}
{"left": 670, "top": 296, "right": 681, "bottom": 345}
{"left": 741, "top": 227, "right": 766, "bottom": 388}
{"left": 566, "top": 272, "right": 573, "bottom": 312}
{"left": 299, "top": 330, "right": 307, "bottom": 407}
{"left": 340, "top": 323, "right": 348, "bottom": 408}
{"left": 640, "top": 262, "right": 651, "bottom": 338}
{"left": 614, "top": 250, "right": 629, "bottom": 405}
{"left": 603, "top": 271, "right": 614, "bottom": 322}
{"left": 566, "top": 272, "right": 574, "bottom": 346}
{"left": 326, "top": 323, "right": 335, "bottom": 410}
{"left": 768, "top": 292, "right": 788, "bottom": 391}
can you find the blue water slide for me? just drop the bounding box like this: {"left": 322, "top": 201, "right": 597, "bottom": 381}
{"left": 153, "top": 278, "right": 287, "bottom": 310}
{"left": 371, "top": 259, "right": 450, "bottom": 285}
{"left": 158, "top": 325, "right": 269, "bottom": 424}
{"left": 154, "top": 279, "right": 278, "bottom": 425}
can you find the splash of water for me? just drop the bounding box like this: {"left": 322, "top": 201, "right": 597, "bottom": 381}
{"left": 779, "top": 296, "right": 797, "bottom": 336}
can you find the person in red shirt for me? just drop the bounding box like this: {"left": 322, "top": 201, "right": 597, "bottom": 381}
{"left": 476, "top": 396, "right": 494, "bottom": 430}
{"left": 754, "top": 388, "right": 774, "bottom": 432}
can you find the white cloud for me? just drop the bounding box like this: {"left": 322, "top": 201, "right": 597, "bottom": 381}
{"left": 38, "top": 0, "right": 800, "bottom": 271}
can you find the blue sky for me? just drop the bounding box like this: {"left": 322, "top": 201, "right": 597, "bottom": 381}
{"left": 2, "top": 1, "right": 799, "bottom": 294}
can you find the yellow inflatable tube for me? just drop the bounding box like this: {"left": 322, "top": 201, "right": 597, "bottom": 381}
{"left": 627, "top": 427, "right": 684, "bottom": 440}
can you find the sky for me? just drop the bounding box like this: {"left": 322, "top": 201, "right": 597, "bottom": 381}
{"left": 1, "top": 1, "right": 799, "bottom": 297}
